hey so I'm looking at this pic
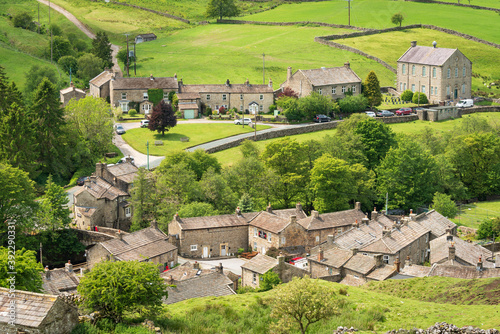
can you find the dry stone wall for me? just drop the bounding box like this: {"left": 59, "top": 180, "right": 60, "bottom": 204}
{"left": 109, "top": 1, "right": 190, "bottom": 24}
{"left": 218, "top": 19, "right": 369, "bottom": 31}
{"left": 405, "top": 0, "right": 500, "bottom": 12}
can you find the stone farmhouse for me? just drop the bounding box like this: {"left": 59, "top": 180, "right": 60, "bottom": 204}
{"left": 59, "top": 82, "right": 85, "bottom": 107}
{"left": 280, "top": 62, "right": 362, "bottom": 98}
{"left": 73, "top": 161, "right": 137, "bottom": 230}
{"left": 397, "top": 41, "right": 472, "bottom": 103}
{"left": 180, "top": 78, "right": 275, "bottom": 115}
{"left": 240, "top": 253, "right": 308, "bottom": 289}
{"left": 0, "top": 287, "right": 79, "bottom": 334}
{"left": 87, "top": 223, "right": 177, "bottom": 270}
{"left": 89, "top": 68, "right": 114, "bottom": 100}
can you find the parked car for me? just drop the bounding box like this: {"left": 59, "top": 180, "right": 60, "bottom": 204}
{"left": 456, "top": 99, "right": 474, "bottom": 108}
{"left": 117, "top": 156, "right": 135, "bottom": 165}
{"left": 140, "top": 120, "right": 149, "bottom": 128}
{"left": 234, "top": 118, "right": 252, "bottom": 125}
{"left": 313, "top": 114, "right": 331, "bottom": 123}
{"left": 115, "top": 124, "right": 125, "bottom": 134}
{"left": 365, "top": 111, "right": 376, "bottom": 118}
{"left": 376, "top": 110, "right": 394, "bottom": 117}
{"left": 395, "top": 108, "right": 412, "bottom": 116}
{"left": 76, "top": 176, "right": 89, "bottom": 186}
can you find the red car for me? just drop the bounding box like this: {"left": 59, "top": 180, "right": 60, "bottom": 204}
{"left": 395, "top": 108, "right": 412, "bottom": 116}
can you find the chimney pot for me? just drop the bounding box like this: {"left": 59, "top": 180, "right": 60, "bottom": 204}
{"left": 174, "top": 213, "right": 181, "bottom": 222}
{"left": 266, "top": 203, "right": 273, "bottom": 214}
{"left": 235, "top": 207, "right": 242, "bottom": 216}
{"left": 311, "top": 210, "right": 319, "bottom": 219}
{"left": 151, "top": 220, "right": 158, "bottom": 229}
{"left": 344, "top": 61, "right": 350, "bottom": 68}
{"left": 45, "top": 266, "right": 51, "bottom": 280}
{"left": 268, "top": 78, "right": 273, "bottom": 88}
{"left": 217, "top": 263, "right": 223, "bottom": 273}
{"left": 296, "top": 202, "right": 303, "bottom": 212}
{"left": 371, "top": 207, "right": 378, "bottom": 220}
{"left": 405, "top": 255, "right": 412, "bottom": 267}
{"left": 411, "top": 41, "right": 417, "bottom": 47}
{"left": 355, "top": 202, "right": 361, "bottom": 210}
{"left": 287, "top": 66, "right": 292, "bottom": 82}
{"left": 394, "top": 258, "right": 401, "bottom": 272}
{"left": 193, "top": 261, "right": 200, "bottom": 269}
{"left": 318, "top": 248, "right": 324, "bottom": 262}
{"left": 65, "top": 260, "right": 73, "bottom": 273}
{"left": 118, "top": 230, "right": 123, "bottom": 240}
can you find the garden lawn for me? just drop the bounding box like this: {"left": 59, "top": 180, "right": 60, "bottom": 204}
{"left": 239, "top": 0, "right": 500, "bottom": 44}
{"left": 450, "top": 199, "right": 500, "bottom": 229}
{"left": 122, "top": 123, "right": 271, "bottom": 156}
{"left": 338, "top": 28, "right": 500, "bottom": 94}
{"left": 134, "top": 24, "right": 395, "bottom": 88}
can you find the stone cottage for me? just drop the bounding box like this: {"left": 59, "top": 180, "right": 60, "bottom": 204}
{"left": 73, "top": 161, "right": 137, "bottom": 230}
{"left": 280, "top": 63, "right": 362, "bottom": 98}
{"left": 0, "top": 287, "right": 79, "bottom": 334}
{"left": 176, "top": 92, "right": 202, "bottom": 119}
{"left": 59, "top": 82, "right": 85, "bottom": 107}
{"left": 135, "top": 33, "right": 157, "bottom": 44}
{"left": 87, "top": 223, "right": 177, "bottom": 270}
{"left": 89, "top": 68, "right": 114, "bottom": 101}
{"left": 42, "top": 261, "right": 80, "bottom": 295}
{"left": 397, "top": 41, "right": 472, "bottom": 103}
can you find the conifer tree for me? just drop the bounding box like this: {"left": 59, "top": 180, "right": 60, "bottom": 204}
{"left": 237, "top": 193, "right": 254, "bottom": 213}
{"left": 37, "top": 175, "right": 72, "bottom": 230}
{"left": 91, "top": 31, "right": 113, "bottom": 69}
{"left": 363, "top": 71, "right": 383, "bottom": 108}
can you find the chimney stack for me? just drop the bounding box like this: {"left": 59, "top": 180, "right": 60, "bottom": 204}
{"left": 174, "top": 73, "right": 177, "bottom": 80}
{"left": 362, "top": 215, "right": 369, "bottom": 225}
{"left": 382, "top": 227, "right": 391, "bottom": 238}
{"left": 268, "top": 78, "right": 273, "bottom": 88}
{"left": 287, "top": 66, "right": 292, "bottom": 82}
{"left": 296, "top": 202, "right": 303, "bottom": 212}
{"left": 394, "top": 258, "right": 401, "bottom": 272}
{"left": 217, "top": 263, "right": 224, "bottom": 274}
{"left": 353, "top": 219, "right": 359, "bottom": 228}
{"left": 290, "top": 215, "right": 297, "bottom": 224}
{"left": 352, "top": 248, "right": 358, "bottom": 255}
{"left": 96, "top": 162, "right": 106, "bottom": 178}
{"left": 174, "top": 213, "right": 181, "bottom": 222}
{"left": 311, "top": 210, "right": 319, "bottom": 219}
{"left": 409, "top": 209, "right": 417, "bottom": 220}
{"left": 354, "top": 202, "right": 361, "bottom": 210}
{"left": 125, "top": 155, "right": 133, "bottom": 164}
{"left": 278, "top": 253, "right": 285, "bottom": 265}
{"left": 167, "top": 275, "right": 174, "bottom": 284}
{"left": 245, "top": 78, "right": 250, "bottom": 86}
{"left": 327, "top": 235, "right": 334, "bottom": 244}
{"left": 371, "top": 207, "right": 378, "bottom": 220}
{"left": 118, "top": 230, "right": 123, "bottom": 240}
{"left": 477, "top": 256, "right": 483, "bottom": 271}
{"left": 151, "top": 220, "right": 158, "bottom": 229}
{"left": 411, "top": 41, "right": 417, "bottom": 47}
{"left": 150, "top": 74, "right": 154, "bottom": 80}
{"left": 235, "top": 207, "right": 242, "bottom": 216}
{"left": 405, "top": 255, "right": 412, "bottom": 267}
{"left": 266, "top": 203, "right": 273, "bottom": 214}
{"left": 374, "top": 254, "right": 383, "bottom": 267}
{"left": 65, "top": 260, "right": 73, "bottom": 273}
{"left": 344, "top": 61, "right": 350, "bottom": 68}
{"left": 318, "top": 247, "right": 324, "bottom": 262}
{"left": 226, "top": 79, "right": 230, "bottom": 87}
{"left": 193, "top": 261, "right": 200, "bottom": 270}
{"left": 45, "top": 266, "right": 51, "bottom": 280}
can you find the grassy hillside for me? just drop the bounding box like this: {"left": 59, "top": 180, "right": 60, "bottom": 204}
{"left": 239, "top": 0, "right": 500, "bottom": 44}
{"left": 363, "top": 276, "right": 500, "bottom": 306}
{"left": 451, "top": 200, "right": 500, "bottom": 229}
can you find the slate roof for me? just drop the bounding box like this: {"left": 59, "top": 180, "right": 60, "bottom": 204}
{"left": 272, "top": 207, "right": 307, "bottom": 220}
{"left": 308, "top": 248, "right": 353, "bottom": 269}
{"left": 182, "top": 83, "right": 273, "bottom": 94}
{"left": 333, "top": 221, "right": 385, "bottom": 250}
{"left": 107, "top": 162, "right": 138, "bottom": 184}
{"left": 77, "top": 206, "right": 97, "bottom": 218}
{"left": 428, "top": 264, "right": 500, "bottom": 279}
{"left": 241, "top": 253, "right": 279, "bottom": 274}
{"left": 414, "top": 210, "right": 456, "bottom": 238}
{"left": 430, "top": 234, "right": 494, "bottom": 268}
{"left": 339, "top": 274, "right": 366, "bottom": 287}
{"left": 82, "top": 176, "right": 128, "bottom": 201}
{"left": 399, "top": 264, "right": 432, "bottom": 277}
{"left": 42, "top": 269, "right": 80, "bottom": 295}
{"left": 136, "top": 33, "right": 157, "bottom": 39}
{"left": 165, "top": 272, "right": 235, "bottom": 304}
{"left": 298, "top": 209, "right": 365, "bottom": 231}
{"left": 160, "top": 262, "right": 211, "bottom": 281}
{"left": 112, "top": 76, "right": 178, "bottom": 90}
{"left": 178, "top": 103, "right": 199, "bottom": 110}
{"left": 0, "top": 288, "right": 58, "bottom": 328}
{"left": 249, "top": 211, "right": 292, "bottom": 234}
{"left": 397, "top": 46, "right": 465, "bottom": 66}
{"left": 100, "top": 227, "right": 177, "bottom": 262}
{"left": 343, "top": 254, "right": 376, "bottom": 275}
{"left": 89, "top": 70, "right": 114, "bottom": 87}
{"left": 175, "top": 212, "right": 258, "bottom": 230}
{"left": 366, "top": 265, "right": 397, "bottom": 281}
{"left": 297, "top": 66, "right": 361, "bottom": 86}
{"left": 60, "top": 85, "right": 85, "bottom": 95}
{"left": 177, "top": 92, "right": 201, "bottom": 100}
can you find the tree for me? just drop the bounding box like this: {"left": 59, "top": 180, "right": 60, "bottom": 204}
{"left": 161, "top": 150, "right": 220, "bottom": 181}
{"left": 91, "top": 31, "right": 113, "bottom": 69}
{"left": 391, "top": 12, "right": 404, "bottom": 27}
{"left": 298, "top": 92, "right": 339, "bottom": 120}
{"left": 178, "top": 202, "right": 218, "bottom": 218}
{"left": 205, "top": 0, "right": 240, "bottom": 20}
{"left": 338, "top": 94, "right": 368, "bottom": 114}
{"left": 270, "top": 276, "right": 338, "bottom": 334}
{"left": 363, "top": 71, "right": 383, "bottom": 108}
{"left": 77, "top": 53, "right": 104, "bottom": 83}
{"left": 50, "top": 36, "right": 73, "bottom": 62}
{"left": 117, "top": 48, "right": 136, "bottom": 68}
{"left": 430, "top": 192, "right": 457, "bottom": 218}
{"left": 65, "top": 96, "right": 114, "bottom": 163}
{"left": 276, "top": 87, "right": 298, "bottom": 99}
{"left": 259, "top": 270, "right": 281, "bottom": 292}
{"left": 279, "top": 96, "right": 302, "bottom": 121}
{"left": 237, "top": 193, "right": 254, "bottom": 213}
{"left": 78, "top": 260, "right": 168, "bottom": 323}
{"left": 476, "top": 219, "right": 500, "bottom": 240}
{"left": 130, "top": 168, "right": 157, "bottom": 231}
{"left": 13, "top": 12, "right": 35, "bottom": 31}
{"left": 58, "top": 55, "right": 78, "bottom": 76}
{"left": 37, "top": 175, "right": 72, "bottom": 230}
{"left": 0, "top": 247, "right": 43, "bottom": 292}
{"left": 240, "top": 139, "right": 261, "bottom": 158}
{"left": 24, "top": 65, "right": 58, "bottom": 97}
{"left": 148, "top": 100, "right": 177, "bottom": 136}
{"left": 412, "top": 91, "right": 428, "bottom": 104}
{"left": 200, "top": 168, "right": 238, "bottom": 213}
{"left": 400, "top": 89, "right": 414, "bottom": 102}
{"left": 0, "top": 163, "right": 37, "bottom": 233}
{"left": 49, "top": 24, "right": 63, "bottom": 36}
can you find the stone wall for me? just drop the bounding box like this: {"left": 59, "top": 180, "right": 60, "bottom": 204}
{"left": 405, "top": 0, "right": 500, "bottom": 12}
{"left": 309, "top": 259, "right": 341, "bottom": 279}
{"left": 461, "top": 106, "right": 500, "bottom": 114}
{"left": 273, "top": 259, "right": 308, "bottom": 283}
{"left": 73, "top": 227, "right": 115, "bottom": 247}
{"left": 178, "top": 226, "right": 249, "bottom": 258}
{"left": 218, "top": 19, "right": 369, "bottom": 31}
{"left": 109, "top": 1, "right": 190, "bottom": 24}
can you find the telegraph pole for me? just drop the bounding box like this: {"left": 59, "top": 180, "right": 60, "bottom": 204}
{"left": 125, "top": 34, "right": 130, "bottom": 77}
{"left": 262, "top": 53, "right": 265, "bottom": 85}
{"left": 49, "top": 0, "right": 53, "bottom": 63}
{"left": 38, "top": 2, "right": 40, "bottom": 34}
{"left": 345, "top": 0, "right": 352, "bottom": 26}
{"left": 133, "top": 42, "right": 136, "bottom": 75}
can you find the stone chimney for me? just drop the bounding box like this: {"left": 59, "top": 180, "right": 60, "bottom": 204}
{"left": 344, "top": 61, "right": 350, "bottom": 69}
{"left": 401, "top": 217, "right": 409, "bottom": 227}
{"left": 352, "top": 248, "right": 358, "bottom": 255}
{"left": 394, "top": 258, "right": 400, "bottom": 272}
{"left": 166, "top": 275, "right": 174, "bottom": 285}
{"left": 371, "top": 207, "right": 378, "bottom": 220}
{"left": 405, "top": 255, "right": 412, "bottom": 267}
{"left": 362, "top": 215, "right": 369, "bottom": 225}
{"left": 477, "top": 256, "right": 483, "bottom": 271}
{"left": 217, "top": 263, "right": 224, "bottom": 274}
{"left": 266, "top": 203, "right": 273, "bottom": 214}
{"left": 290, "top": 215, "right": 297, "bottom": 224}
{"left": 150, "top": 74, "right": 154, "bottom": 80}
{"left": 193, "top": 261, "right": 200, "bottom": 270}
{"left": 318, "top": 247, "right": 324, "bottom": 262}
{"left": 353, "top": 219, "right": 359, "bottom": 228}
{"left": 354, "top": 202, "right": 361, "bottom": 210}
{"left": 311, "top": 210, "right": 319, "bottom": 219}
{"left": 174, "top": 73, "right": 177, "bottom": 80}
{"left": 409, "top": 209, "right": 417, "bottom": 220}
{"left": 382, "top": 227, "right": 391, "bottom": 238}
{"left": 411, "top": 41, "right": 417, "bottom": 47}
{"left": 65, "top": 260, "right": 73, "bottom": 273}
{"left": 45, "top": 266, "right": 51, "bottom": 280}
{"left": 245, "top": 78, "right": 250, "bottom": 86}
{"left": 374, "top": 254, "right": 383, "bottom": 267}
{"left": 278, "top": 253, "right": 285, "bottom": 265}
{"left": 296, "top": 202, "right": 303, "bottom": 212}
{"left": 268, "top": 78, "right": 273, "bottom": 88}
{"left": 70, "top": 81, "right": 74, "bottom": 87}
{"left": 287, "top": 66, "right": 292, "bottom": 82}
{"left": 448, "top": 242, "right": 456, "bottom": 261}
{"left": 95, "top": 162, "right": 106, "bottom": 178}
{"left": 226, "top": 79, "right": 230, "bottom": 87}
{"left": 174, "top": 213, "right": 181, "bottom": 223}
{"left": 117, "top": 230, "right": 123, "bottom": 240}
{"left": 125, "top": 156, "right": 133, "bottom": 164}
{"left": 150, "top": 220, "right": 158, "bottom": 229}
{"left": 235, "top": 207, "right": 242, "bottom": 216}
{"left": 327, "top": 235, "right": 334, "bottom": 244}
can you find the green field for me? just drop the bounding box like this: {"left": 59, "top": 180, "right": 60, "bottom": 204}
{"left": 133, "top": 24, "right": 394, "bottom": 88}
{"left": 339, "top": 28, "right": 500, "bottom": 93}
{"left": 240, "top": 0, "right": 500, "bottom": 44}
{"left": 122, "top": 123, "right": 271, "bottom": 156}
{"left": 450, "top": 200, "right": 500, "bottom": 229}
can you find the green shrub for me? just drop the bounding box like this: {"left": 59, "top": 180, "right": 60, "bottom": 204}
{"left": 13, "top": 12, "right": 35, "bottom": 31}
{"left": 412, "top": 91, "right": 428, "bottom": 104}
{"left": 128, "top": 109, "right": 137, "bottom": 117}
{"left": 206, "top": 106, "right": 212, "bottom": 115}
{"left": 401, "top": 90, "right": 414, "bottom": 102}
{"left": 237, "top": 285, "right": 257, "bottom": 294}
{"left": 269, "top": 104, "right": 277, "bottom": 113}
{"left": 237, "top": 248, "right": 244, "bottom": 255}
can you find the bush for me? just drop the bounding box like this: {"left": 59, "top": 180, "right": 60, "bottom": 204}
{"left": 206, "top": 106, "right": 212, "bottom": 115}
{"left": 412, "top": 91, "right": 428, "bottom": 104}
{"left": 128, "top": 109, "right": 137, "bottom": 117}
{"left": 13, "top": 12, "right": 35, "bottom": 31}
{"left": 219, "top": 106, "right": 226, "bottom": 115}
{"left": 269, "top": 104, "right": 277, "bottom": 113}
{"left": 338, "top": 95, "right": 368, "bottom": 113}
{"left": 237, "top": 285, "right": 257, "bottom": 294}
{"left": 400, "top": 90, "right": 414, "bottom": 102}
{"left": 113, "top": 107, "right": 123, "bottom": 120}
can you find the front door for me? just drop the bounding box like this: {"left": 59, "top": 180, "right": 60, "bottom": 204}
{"left": 221, "top": 244, "right": 227, "bottom": 256}
{"left": 454, "top": 88, "right": 458, "bottom": 99}
{"left": 262, "top": 246, "right": 266, "bottom": 255}
{"left": 203, "top": 246, "right": 208, "bottom": 258}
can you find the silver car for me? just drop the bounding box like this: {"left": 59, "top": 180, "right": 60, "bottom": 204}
{"left": 234, "top": 118, "right": 252, "bottom": 125}
{"left": 115, "top": 124, "right": 125, "bottom": 134}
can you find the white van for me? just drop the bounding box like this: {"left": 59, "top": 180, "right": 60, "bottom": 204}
{"left": 456, "top": 99, "right": 474, "bottom": 108}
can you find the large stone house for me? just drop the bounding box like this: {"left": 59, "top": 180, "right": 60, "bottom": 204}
{"left": 110, "top": 74, "right": 180, "bottom": 114}
{"left": 397, "top": 41, "right": 472, "bottom": 103}
{"left": 87, "top": 223, "right": 178, "bottom": 270}
{"left": 89, "top": 69, "right": 114, "bottom": 101}
{"left": 0, "top": 287, "right": 79, "bottom": 334}
{"left": 280, "top": 63, "right": 362, "bottom": 98}
{"left": 73, "top": 161, "right": 137, "bottom": 230}
{"left": 180, "top": 79, "right": 274, "bottom": 115}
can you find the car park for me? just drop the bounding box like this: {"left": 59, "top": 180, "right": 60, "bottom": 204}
{"left": 115, "top": 124, "right": 125, "bottom": 134}
{"left": 313, "top": 114, "right": 331, "bottom": 122}
{"left": 376, "top": 110, "right": 394, "bottom": 117}
{"left": 140, "top": 120, "right": 149, "bottom": 128}
{"left": 365, "top": 111, "right": 376, "bottom": 118}
{"left": 234, "top": 118, "right": 252, "bottom": 125}
{"left": 395, "top": 108, "right": 412, "bottom": 116}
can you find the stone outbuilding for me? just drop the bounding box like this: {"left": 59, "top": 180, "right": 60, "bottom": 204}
{"left": 280, "top": 63, "right": 362, "bottom": 98}
{"left": 397, "top": 40, "right": 472, "bottom": 103}
{"left": 135, "top": 33, "right": 157, "bottom": 44}
{"left": 0, "top": 287, "right": 79, "bottom": 334}
{"left": 87, "top": 223, "right": 177, "bottom": 270}
{"left": 89, "top": 68, "right": 114, "bottom": 101}
{"left": 308, "top": 246, "right": 352, "bottom": 280}
{"left": 59, "top": 82, "right": 85, "bottom": 107}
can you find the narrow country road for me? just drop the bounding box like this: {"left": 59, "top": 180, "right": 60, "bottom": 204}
{"left": 36, "top": 0, "right": 122, "bottom": 76}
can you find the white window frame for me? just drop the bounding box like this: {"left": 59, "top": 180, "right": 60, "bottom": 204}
{"left": 240, "top": 105, "right": 243, "bottom": 112}
{"left": 422, "top": 66, "right": 426, "bottom": 77}
{"left": 315, "top": 236, "right": 320, "bottom": 242}
{"left": 190, "top": 245, "right": 197, "bottom": 251}
{"left": 253, "top": 242, "right": 257, "bottom": 251}
{"left": 402, "top": 64, "right": 406, "bottom": 75}
{"left": 267, "top": 234, "right": 271, "bottom": 242}
{"left": 412, "top": 65, "right": 415, "bottom": 75}
{"left": 462, "top": 84, "right": 466, "bottom": 94}
{"left": 433, "top": 67, "right": 437, "bottom": 78}
{"left": 403, "top": 83, "right": 406, "bottom": 91}
{"left": 120, "top": 102, "right": 129, "bottom": 112}
{"left": 463, "top": 66, "right": 466, "bottom": 77}
{"left": 411, "top": 84, "right": 415, "bottom": 93}
{"left": 446, "top": 86, "right": 450, "bottom": 96}
{"left": 254, "top": 227, "right": 257, "bottom": 237}
{"left": 430, "top": 86, "right": 433, "bottom": 95}
{"left": 352, "top": 85, "right": 356, "bottom": 93}
{"left": 336, "top": 227, "right": 342, "bottom": 234}
{"left": 318, "top": 88, "right": 322, "bottom": 95}
{"left": 400, "top": 83, "right": 403, "bottom": 91}
{"left": 342, "top": 86, "right": 346, "bottom": 93}
{"left": 143, "top": 92, "right": 148, "bottom": 100}
{"left": 163, "top": 92, "right": 169, "bottom": 100}
{"left": 281, "top": 237, "right": 286, "bottom": 245}
{"left": 332, "top": 87, "right": 336, "bottom": 94}
{"left": 125, "top": 207, "right": 131, "bottom": 217}
{"left": 222, "top": 94, "right": 227, "bottom": 101}
{"left": 259, "top": 104, "right": 263, "bottom": 112}
{"left": 425, "top": 234, "right": 429, "bottom": 243}
{"left": 259, "top": 94, "right": 264, "bottom": 100}
{"left": 121, "top": 93, "right": 127, "bottom": 100}
{"left": 206, "top": 94, "right": 211, "bottom": 101}
{"left": 142, "top": 104, "right": 151, "bottom": 113}
{"left": 455, "top": 67, "right": 458, "bottom": 77}
{"left": 383, "top": 255, "right": 389, "bottom": 264}
{"left": 422, "top": 85, "right": 426, "bottom": 94}
{"left": 447, "top": 68, "right": 451, "bottom": 78}
{"left": 252, "top": 273, "right": 257, "bottom": 284}
{"left": 240, "top": 94, "right": 243, "bottom": 100}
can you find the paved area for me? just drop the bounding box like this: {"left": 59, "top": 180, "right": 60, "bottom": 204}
{"left": 178, "top": 256, "right": 247, "bottom": 275}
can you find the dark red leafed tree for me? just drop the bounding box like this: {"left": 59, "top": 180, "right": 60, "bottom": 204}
{"left": 276, "top": 87, "right": 299, "bottom": 99}
{"left": 148, "top": 100, "right": 177, "bottom": 136}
